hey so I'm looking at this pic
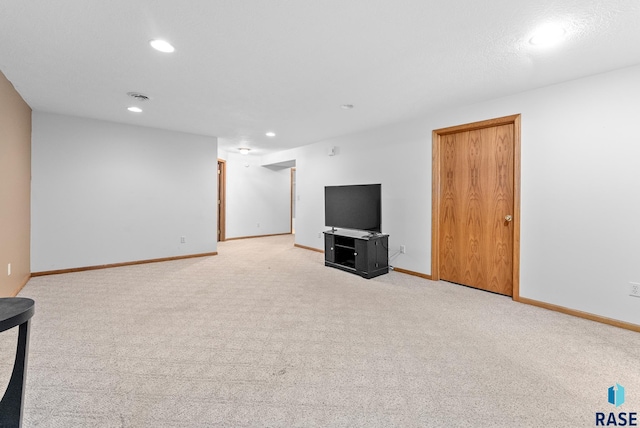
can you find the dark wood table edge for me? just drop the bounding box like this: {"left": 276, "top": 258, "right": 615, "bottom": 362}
{"left": 0, "top": 298, "right": 35, "bottom": 428}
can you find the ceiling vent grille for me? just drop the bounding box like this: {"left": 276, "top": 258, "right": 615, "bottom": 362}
{"left": 127, "top": 92, "right": 150, "bottom": 102}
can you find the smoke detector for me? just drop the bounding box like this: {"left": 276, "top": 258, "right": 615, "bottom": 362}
{"left": 127, "top": 92, "right": 151, "bottom": 102}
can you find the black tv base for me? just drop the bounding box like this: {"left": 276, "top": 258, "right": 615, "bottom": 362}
{"left": 323, "top": 229, "right": 389, "bottom": 279}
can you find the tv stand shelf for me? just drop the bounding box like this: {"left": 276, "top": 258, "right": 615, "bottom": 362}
{"left": 324, "top": 230, "right": 389, "bottom": 279}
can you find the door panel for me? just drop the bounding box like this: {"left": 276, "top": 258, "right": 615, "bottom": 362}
{"left": 324, "top": 234, "right": 335, "bottom": 263}
{"left": 439, "top": 124, "right": 514, "bottom": 296}
{"left": 217, "top": 160, "right": 226, "bottom": 242}
{"left": 354, "top": 239, "right": 368, "bottom": 273}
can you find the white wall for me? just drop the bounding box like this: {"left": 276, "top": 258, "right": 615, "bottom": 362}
{"left": 31, "top": 113, "right": 218, "bottom": 271}
{"left": 263, "top": 126, "right": 431, "bottom": 271}
{"left": 264, "top": 64, "right": 640, "bottom": 326}
{"left": 222, "top": 152, "right": 291, "bottom": 239}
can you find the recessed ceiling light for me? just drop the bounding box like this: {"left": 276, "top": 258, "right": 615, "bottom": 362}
{"left": 265, "top": 132, "right": 276, "bottom": 137}
{"left": 239, "top": 148, "right": 251, "bottom": 155}
{"left": 529, "top": 23, "right": 566, "bottom": 46}
{"left": 341, "top": 104, "right": 354, "bottom": 109}
{"left": 127, "top": 106, "right": 143, "bottom": 113}
{"left": 149, "top": 39, "right": 175, "bottom": 53}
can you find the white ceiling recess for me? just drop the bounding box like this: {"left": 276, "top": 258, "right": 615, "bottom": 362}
{"left": 1, "top": 0, "right": 639, "bottom": 155}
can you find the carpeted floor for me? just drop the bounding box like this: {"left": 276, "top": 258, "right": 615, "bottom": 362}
{"left": 1, "top": 234, "right": 639, "bottom": 427}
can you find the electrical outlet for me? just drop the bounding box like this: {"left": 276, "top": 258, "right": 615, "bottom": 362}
{"left": 630, "top": 282, "right": 640, "bottom": 298}
{"left": 180, "top": 236, "right": 186, "bottom": 243}
{"left": 257, "top": 223, "right": 260, "bottom": 228}
{"left": 400, "top": 245, "right": 406, "bottom": 254}
{"left": 318, "top": 233, "right": 321, "bottom": 238}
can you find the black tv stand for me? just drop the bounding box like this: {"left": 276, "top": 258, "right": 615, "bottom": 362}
{"left": 324, "top": 229, "right": 389, "bottom": 279}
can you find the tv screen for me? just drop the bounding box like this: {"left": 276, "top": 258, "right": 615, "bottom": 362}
{"left": 325, "top": 184, "right": 381, "bottom": 233}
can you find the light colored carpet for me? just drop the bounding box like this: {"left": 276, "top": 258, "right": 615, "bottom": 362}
{"left": 1, "top": 234, "right": 639, "bottom": 427}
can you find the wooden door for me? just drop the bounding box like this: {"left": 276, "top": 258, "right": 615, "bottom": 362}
{"left": 432, "top": 115, "right": 520, "bottom": 297}
{"left": 217, "top": 159, "right": 226, "bottom": 242}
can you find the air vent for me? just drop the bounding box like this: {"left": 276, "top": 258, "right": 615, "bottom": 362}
{"left": 127, "top": 92, "right": 150, "bottom": 102}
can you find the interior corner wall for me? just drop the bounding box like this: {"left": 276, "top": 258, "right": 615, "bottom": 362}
{"left": 290, "top": 125, "right": 431, "bottom": 263}
{"left": 0, "top": 71, "right": 31, "bottom": 297}
{"left": 224, "top": 152, "right": 291, "bottom": 239}
{"left": 286, "top": 64, "right": 640, "bottom": 326}
{"left": 31, "top": 112, "right": 218, "bottom": 272}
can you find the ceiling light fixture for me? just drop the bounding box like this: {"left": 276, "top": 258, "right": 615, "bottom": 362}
{"left": 127, "top": 106, "right": 143, "bottom": 113}
{"left": 239, "top": 148, "right": 251, "bottom": 155}
{"left": 529, "top": 23, "right": 566, "bottom": 46}
{"left": 149, "top": 39, "right": 175, "bottom": 53}
{"left": 265, "top": 132, "right": 276, "bottom": 137}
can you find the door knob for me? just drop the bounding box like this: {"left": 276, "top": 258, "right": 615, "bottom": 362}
{"left": 505, "top": 215, "right": 513, "bottom": 222}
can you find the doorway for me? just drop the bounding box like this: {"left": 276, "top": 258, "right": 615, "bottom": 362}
{"left": 431, "top": 115, "right": 521, "bottom": 298}
{"left": 291, "top": 167, "right": 296, "bottom": 234}
{"left": 217, "top": 159, "right": 226, "bottom": 242}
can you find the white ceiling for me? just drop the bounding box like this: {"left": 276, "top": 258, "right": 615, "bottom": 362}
{"left": 1, "top": 1, "right": 639, "bottom": 155}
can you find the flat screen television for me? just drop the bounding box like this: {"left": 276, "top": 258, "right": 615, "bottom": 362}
{"left": 325, "top": 184, "right": 381, "bottom": 233}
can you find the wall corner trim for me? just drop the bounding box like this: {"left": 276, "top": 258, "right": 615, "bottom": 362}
{"left": 226, "top": 233, "right": 292, "bottom": 241}
{"left": 392, "top": 267, "right": 432, "bottom": 280}
{"left": 9, "top": 274, "right": 32, "bottom": 297}
{"left": 31, "top": 252, "right": 218, "bottom": 277}
{"left": 518, "top": 296, "right": 640, "bottom": 333}
{"left": 294, "top": 243, "right": 323, "bottom": 253}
